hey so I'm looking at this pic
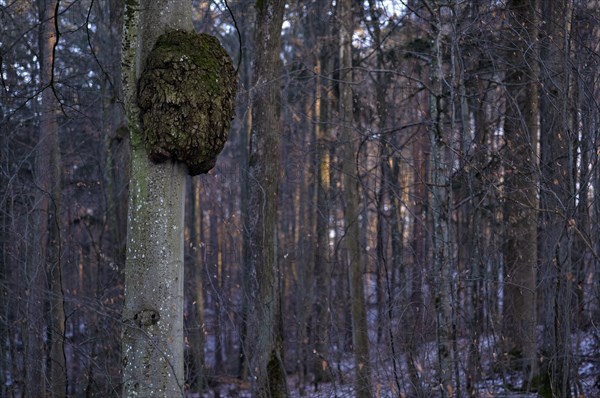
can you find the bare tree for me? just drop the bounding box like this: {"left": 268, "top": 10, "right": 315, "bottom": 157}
{"left": 2, "top": 1, "right": 600, "bottom": 396}
{"left": 539, "top": 0, "right": 575, "bottom": 395}
{"left": 31, "top": 0, "right": 67, "bottom": 396}
{"left": 120, "top": 0, "right": 236, "bottom": 395}
{"left": 501, "top": 0, "right": 540, "bottom": 388}
{"left": 338, "top": 0, "right": 372, "bottom": 396}
{"left": 120, "top": 1, "right": 191, "bottom": 395}
{"left": 245, "top": 0, "right": 288, "bottom": 396}
{"left": 311, "top": 2, "right": 336, "bottom": 383}
{"left": 424, "top": 1, "right": 454, "bottom": 395}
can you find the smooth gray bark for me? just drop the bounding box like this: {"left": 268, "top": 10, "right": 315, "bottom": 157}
{"left": 120, "top": 1, "right": 192, "bottom": 396}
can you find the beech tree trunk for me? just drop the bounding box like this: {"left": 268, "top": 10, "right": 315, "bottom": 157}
{"left": 120, "top": 1, "right": 192, "bottom": 396}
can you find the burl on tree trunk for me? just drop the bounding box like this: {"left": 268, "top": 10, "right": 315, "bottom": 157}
{"left": 137, "top": 29, "right": 237, "bottom": 175}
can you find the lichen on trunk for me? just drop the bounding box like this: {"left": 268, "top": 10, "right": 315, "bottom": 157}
{"left": 120, "top": 1, "right": 236, "bottom": 397}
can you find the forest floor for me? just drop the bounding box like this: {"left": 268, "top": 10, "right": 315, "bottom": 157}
{"left": 197, "top": 327, "right": 600, "bottom": 398}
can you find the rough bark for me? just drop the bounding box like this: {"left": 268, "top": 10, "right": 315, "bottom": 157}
{"left": 338, "top": 0, "right": 372, "bottom": 396}
{"left": 501, "top": 0, "right": 540, "bottom": 387}
{"left": 245, "top": 1, "right": 288, "bottom": 396}
{"left": 539, "top": 0, "right": 575, "bottom": 395}
{"left": 120, "top": 1, "right": 194, "bottom": 396}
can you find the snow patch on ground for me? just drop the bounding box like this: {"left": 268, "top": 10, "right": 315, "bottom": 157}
{"left": 197, "top": 327, "right": 600, "bottom": 397}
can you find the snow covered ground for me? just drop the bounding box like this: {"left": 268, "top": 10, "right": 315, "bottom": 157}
{"left": 197, "top": 327, "right": 600, "bottom": 397}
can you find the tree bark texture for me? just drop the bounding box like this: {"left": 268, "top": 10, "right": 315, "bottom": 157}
{"left": 120, "top": 1, "right": 193, "bottom": 396}
{"left": 338, "top": 0, "right": 372, "bottom": 396}
{"left": 427, "top": 1, "right": 453, "bottom": 395}
{"left": 539, "top": 0, "right": 575, "bottom": 395}
{"left": 502, "top": 0, "right": 540, "bottom": 387}
{"left": 245, "top": 0, "right": 288, "bottom": 396}
{"left": 32, "top": 0, "right": 67, "bottom": 396}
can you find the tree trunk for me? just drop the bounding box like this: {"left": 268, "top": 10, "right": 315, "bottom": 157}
{"left": 237, "top": 1, "right": 255, "bottom": 380}
{"left": 426, "top": 1, "right": 453, "bottom": 395}
{"left": 313, "top": 54, "right": 334, "bottom": 384}
{"left": 186, "top": 179, "right": 205, "bottom": 393}
{"left": 101, "top": 0, "right": 129, "bottom": 271}
{"left": 539, "top": 1, "right": 575, "bottom": 395}
{"left": 245, "top": 1, "right": 288, "bottom": 396}
{"left": 35, "top": 0, "right": 67, "bottom": 396}
{"left": 409, "top": 92, "right": 428, "bottom": 398}
{"left": 120, "top": 1, "right": 193, "bottom": 396}
{"left": 501, "top": 0, "right": 540, "bottom": 387}
{"left": 338, "top": 0, "right": 372, "bottom": 396}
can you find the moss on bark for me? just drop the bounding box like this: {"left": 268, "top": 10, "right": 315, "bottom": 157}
{"left": 137, "top": 29, "right": 237, "bottom": 175}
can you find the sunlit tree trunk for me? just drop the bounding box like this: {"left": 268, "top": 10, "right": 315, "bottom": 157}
{"left": 501, "top": 0, "right": 540, "bottom": 387}
{"left": 408, "top": 92, "right": 428, "bottom": 398}
{"left": 245, "top": 1, "right": 288, "bottom": 396}
{"left": 338, "top": 0, "right": 372, "bottom": 395}
{"left": 212, "top": 210, "right": 225, "bottom": 372}
{"left": 186, "top": 179, "right": 205, "bottom": 393}
{"left": 313, "top": 50, "right": 335, "bottom": 384}
{"left": 308, "top": 7, "right": 337, "bottom": 385}
{"left": 120, "top": 1, "right": 192, "bottom": 396}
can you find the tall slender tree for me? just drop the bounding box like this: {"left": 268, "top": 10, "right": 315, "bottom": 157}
{"left": 539, "top": 0, "right": 575, "bottom": 395}
{"left": 338, "top": 0, "right": 372, "bottom": 396}
{"left": 245, "top": 0, "right": 288, "bottom": 396}
{"left": 34, "top": 0, "right": 67, "bottom": 395}
{"left": 501, "top": 0, "right": 540, "bottom": 388}
{"left": 312, "top": 19, "right": 336, "bottom": 384}
{"left": 425, "top": 1, "right": 454, "bottom": 395}
{"left": 119, "top": 0, "right": 237, "bottom": 395}
{"left": 185, "top": 179, "right": 206, "bottom": 393}
{"left": 237, "top": 0, "right": 256, "bottom": 380}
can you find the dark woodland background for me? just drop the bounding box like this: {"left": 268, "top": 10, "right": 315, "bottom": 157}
{"left": 1, "top": 0, "right": 600, "bottom": 396}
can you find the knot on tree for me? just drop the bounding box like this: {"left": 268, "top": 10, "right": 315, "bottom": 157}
{"left": 137, "top": 29, "right": 237, "bottom": 176}
{"left": 133, "top": 308, "right": 160, "bottom": 327}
